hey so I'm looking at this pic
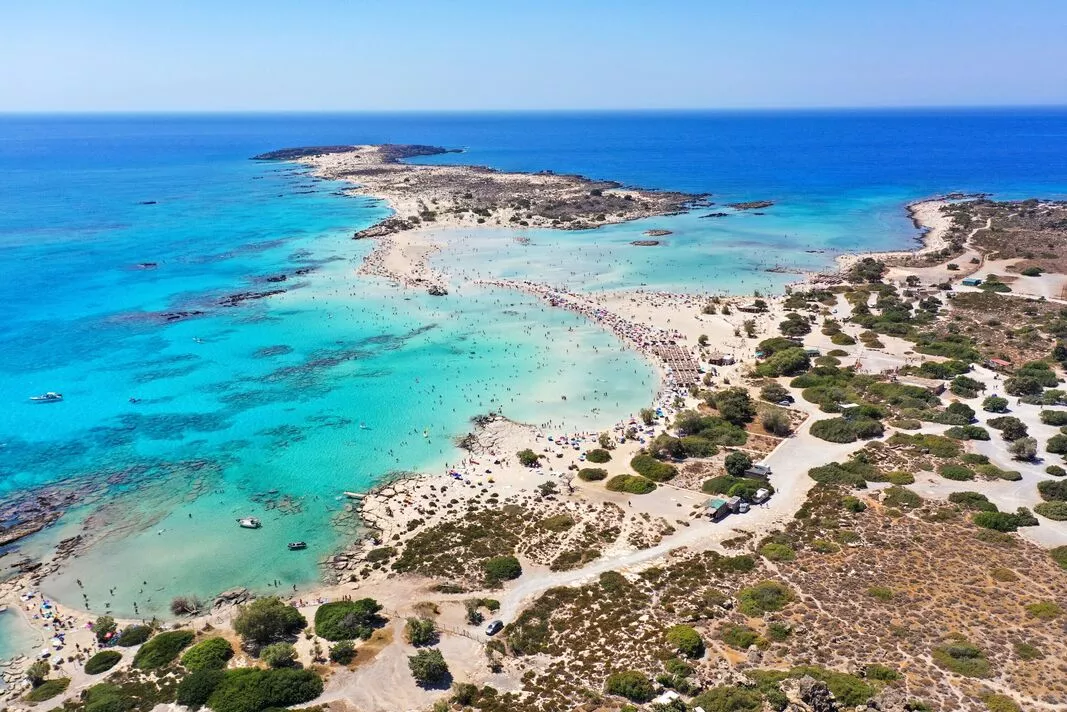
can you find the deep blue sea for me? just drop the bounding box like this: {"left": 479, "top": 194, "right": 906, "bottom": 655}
{"left": 2, "top": 109, "right": 1067, "bottom": 644}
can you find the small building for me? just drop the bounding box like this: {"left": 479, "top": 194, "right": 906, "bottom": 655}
{"left": 726, "top": 496, "right": 743, "bottom": 513}
{"left": 652, "top": 691, "right": 681, "bottom": 706}
{"left": 706, "top": 497, "right": 731, "bottom": 521}
{"left": 745, "top": 464, "right": 772, "bottom": 479}
{"left": 707, "top": 352, "right": 735, "bottom": 366}
{"left": 961, "top": 277, "right": 982, "bottom": 287}
{"left": 986, "top": 358, "right": 1012, "bottom": 371}
{"left": 896, "top": 375, "right": 946, "bottom": 395}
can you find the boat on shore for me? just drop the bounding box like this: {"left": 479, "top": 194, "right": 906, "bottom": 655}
{"left": 287, "top": 541, "right": 307, "bottom": 551}
{"left": 237, "top": 517, "right": 261, "bottom": 529}
{"left": 29, "top": 392, "right": 63, "bottom": 403}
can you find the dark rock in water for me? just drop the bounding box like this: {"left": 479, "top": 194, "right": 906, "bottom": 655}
{"left": 138, "top": 200, "right": 157, "bottom": 205}
{"left": 253, "top": 345, "right": 294, "bottom": 359}
{"left": 217, "top": 289, "right": 286, "bottom": 307}
{"left": 630, "top": 240, "right": 661, "bottom": 246}
{"left": 160, "top": 310, "right": 207, "bottom": 322}
{"left": 644, "top": 229, "right": 672, "bottom": 237}
{"left": 727, "top": 200, "right": 774, "bottom": 210}
{"left": 699, "top": 212, "right": 730, "bottom": 218}
{"left": 262, "top": 274, "right": 288, "bottom": 283}
{"left": 427, "top": 285, "right": 449, "bottom": 296}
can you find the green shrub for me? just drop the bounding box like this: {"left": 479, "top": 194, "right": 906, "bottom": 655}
{"left": 607, "top": 474, "right": 656, "bottom": 494}
{"left": 207, "top": 668, "right": 323, "bottom": 712}
{"left": 984, "top": 693, "right": 1021, "bottom": 712}
{"left": 85, "top": 650, "right": 122, "bottom": 675}
{"left": 585, "top": 448, "right": 611, "bottom": 463}
{"left": 755, "top": 347, "right": 811, "bottom": 377}
{"left": 630, "top": 454, "right": 677, "bottom": 481}
{"left": 1013, "top": 641, "right": 1044, "bottom": 660}
{"left": 972, "top": 511, "right": 1022, "bottom": 532}
{"left": 516, "top": 448, "right": 539, "bottom": 467}
{"left": 708, "top": 387, "right": 757, "bottom": 425}
{"left": 867, "top": 586, "right": 894, "bottom": 601}
{"left": 1046, "top": 465, "right": 1066, "bottom": 477}
{"left": 1035, "top": 501, "right": 1067, "bottom": 520}
{"left": 405, "top": 617, "right": 439, "bottom": 646}
{"left": 484, "top": 555, "right": 522, "bottom": 582}
{"left": 260, "top": 642, "right": 297, "bottom": 668}
{"left": 982, "top": 395, "right": 1009, "bottom": 412}
{"left": 25, "top": 678, "right": 70, "bottom": 702}
{"left": 720, "top": 624, "right": 760, "bottom": 649}
{"left": 177, "top": 669, "right": 225, "bottom": 709}
{"left": 665, "top": 624, "right": 705, "bottom": 658}
{"left": 932, "top": 640, "right": 991, "bottom": 677}
{"left": 1039, "top": 479, "right": 1067, "bottom": 501}
{"left": 738, "top": 580, "right": 793, "bottom": 616}
{"left": 604, "top": 670, "right": 655, "bottom": 702}
{"left": 1024, "top": 601, "right": 1063, "bottom": 620}
{"left": 329, "top": 640, "right": 356, "bottom": 664}
{"left": 865, "top": 664, "right": 900, "bottom": 681}
{"left": 314, "top": 598, "right": 384, "bottom": 641}
{"left": 365, "top": 546, "right": 396, "bottom": 563}
{"left": 692, "top": 685, "right": 764, "bottom": 712}
{"left": 811, "top": 417, "right": 859, "bottom": 443}
{"left": 938, "top": 463, "right": 975, "bottom": 481}
{"left": 883, "top": 486, "right": 922, "bottom": 510}
{"left": 987, "top": 416, "right": 1027, "bottom": 440}
{"left": 759, "top": 542, "right": 796, "bottom": 561}
{"left": 945, "top": 425, "right": 989, "bottom": 440}
{"left": 233, "top": 597, "right": 307, "bottom": 646}
{"left": 1053, "top": 546, "right": 1067, "bottom": 570}
{"left": 577, "top": 467, "right": 608, "bottom": 481}
{"left": 133, "top": 629, "right": 195, "bottom": 669}
{"left": 115, "top": 625, "right": 153, "bottom": 647}
{"left": 948, "top": 491, "right": 997, "bottom": 512}
{"left": 1040, "top": 410, "right": 1067, "bottom": 426}
{"left": 181, "top": 637, "right": 233, "bottom": 672}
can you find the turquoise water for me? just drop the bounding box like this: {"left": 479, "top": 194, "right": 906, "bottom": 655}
{"left": 3, "top": 111, "right": 1067, "bottom": 644}
{"left": 0, "top": 605, "right": 43, "bottom": 662}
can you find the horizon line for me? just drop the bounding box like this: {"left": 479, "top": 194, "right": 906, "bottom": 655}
{"left": 2, "top": 103, "right": 1067, "bottom": 117}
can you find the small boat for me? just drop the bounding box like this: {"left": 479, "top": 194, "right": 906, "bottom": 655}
{"left": 287, "top": 541, "right": 307, "bottom": 551}
{"left": 29, "top": 392, "right": 63, "bottom": 403}
{"left": 237, "top": 517, "right": 261, "bottom": 529}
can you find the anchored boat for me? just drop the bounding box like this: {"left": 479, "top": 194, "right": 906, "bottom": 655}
{"left": 237, "top": 517, "right": 261, "bottom": 529}
{"left": 29, "top": 392, "right": 63, "bottom": 403}
{"left": 287, "top": 541, "right": 307, "bottom": 551}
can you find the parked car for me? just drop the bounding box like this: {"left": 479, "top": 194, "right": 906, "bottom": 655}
{"left": 485, "top": 620, "right": 503, "bottom": 636}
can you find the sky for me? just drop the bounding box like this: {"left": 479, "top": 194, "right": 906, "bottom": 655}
{"left": 2, "top": 0, "right": 1066, "bottom": 112}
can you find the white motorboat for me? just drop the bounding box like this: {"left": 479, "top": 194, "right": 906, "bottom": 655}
{"left": 237, "top": 517, "right": 261, "bottom": 529}
{"left": 29, "top": 392, "right": 63, "bottom": 403}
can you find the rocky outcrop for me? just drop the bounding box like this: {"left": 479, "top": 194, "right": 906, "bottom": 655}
{"left": 212, "top": 587, "right": 253, "bottom": 610}
{"left": 783, "top": 676, "right": 838, "bottom": 712}
{"left": 427, "top": 285, "right": 448, "bottom": 296}
{"left": 728, "top": 200, "right": 775, "bottom": 210}
{"left": 644, "top": 229, "right": 672, "bottom": 237}
{"left": 630, "top": 240, "right": 661, "bottom": 246}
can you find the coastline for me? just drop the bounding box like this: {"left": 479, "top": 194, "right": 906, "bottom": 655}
{"left": 833, "top": 197, "right": 955, "bottom": 272}
{"left": 1, "top": 148, "right": 954, "bottom": 632}
{"left": 8, "top": 144, "right": 1067, "bottom": 712}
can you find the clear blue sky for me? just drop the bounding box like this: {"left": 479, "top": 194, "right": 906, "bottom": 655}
{"left": 3, "top": 0, "right": 1066, "bottom": 111}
